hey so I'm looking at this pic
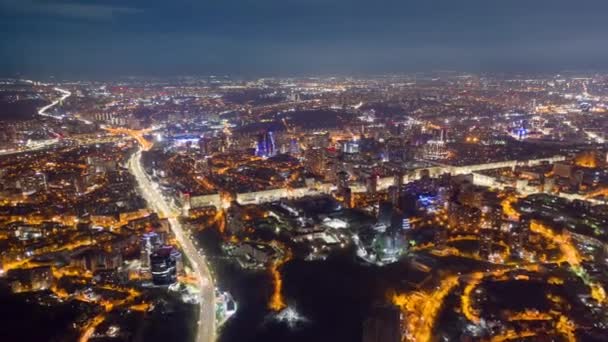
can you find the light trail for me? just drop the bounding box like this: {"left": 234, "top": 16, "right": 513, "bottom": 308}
{"left": 38, "top": 87, "right": 71, "bottom": 119}
{"left": 128, "top": 149, "right": 216, "bottom": 342}
{"left": 461, "top": 272, "right": 484, "bottom": 324}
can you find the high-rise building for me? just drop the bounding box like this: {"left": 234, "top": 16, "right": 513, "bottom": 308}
{"left": 378, "top": 201, "right": 393, "bottom": 227}
{"left": 510, "top": 218, "right": 531, "bottom": 257}
{"left": 255, "top": 131, "right": 277, "bottom": 158}
{"left": 388, "top": 186, "right": 400, "bottom": 207}
{"left": 479, "top": 230, "right": 494, "bottom": 260}
{"left": 171, "top": 247, "right": 184, "bottom": 276}
{"left": 150, "top": 246, "right": 179, "bottom": 286}
{"left": 435, "top": 228, "right": 448, "bottom": 249}
{"left": 304, "top": 148, "right": 326, "bottom": 175}
{"left": 481, "top": 204, "right": 502, "bottom": 230}
{"left": 342, "top": 187, "right": 353, "bottom": 209}
{"left": 140, "top": 232, "right": 161, "bottom": 270}
{"left": 447, "top": 201, "right": 481, "bottom": 231}
{"left": 199, "top": 134, "right": 226, "bottom": 155}
{"left": 337, "top": 171, "right": 350, "bottom": 194}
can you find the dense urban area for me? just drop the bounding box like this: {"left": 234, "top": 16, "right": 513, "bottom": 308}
{"left": 1, "top": 73, "right": 607, "bottom": 342}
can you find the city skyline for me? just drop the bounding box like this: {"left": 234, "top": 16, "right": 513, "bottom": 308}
{"left": 2, "top": 2, "right": 608, "bottom": 342}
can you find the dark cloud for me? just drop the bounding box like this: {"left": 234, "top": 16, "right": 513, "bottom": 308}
{"left": 2, "top": 0, "right": 608, "bottom": 77}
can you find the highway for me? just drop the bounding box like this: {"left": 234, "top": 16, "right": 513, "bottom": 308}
{"left": 104, "top": 126, "right": 154, "bottom": 150}
{"left": 0, "top": 139, "right": 59, "bottom": 156}
{"left": 128, "top": 149, "right": 216, "bottom": 342}
{"left": 38, "top": 87, "right": 71, "bottom": 118}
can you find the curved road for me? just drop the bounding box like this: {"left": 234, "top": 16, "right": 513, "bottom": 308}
{"left": 38, "top": 87, "right": 71, "bottom": 118}
{"left": 128, "top": 149, "right": 216, "bottom": 342}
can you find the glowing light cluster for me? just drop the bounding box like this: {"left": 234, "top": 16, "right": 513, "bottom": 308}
{"left": 490, "top": 329, "right": 537, "bottom": 342}
{"left": 268, "top": 243, "right": 293, "bottom": 312}
{"left": 501, "top": 195, "right": 521, "bottom": 221}
{"left": 273, "top": 306, "right": 308, "bottom": 328}
{"left": 461, "top": 272, "right": 483, "bottom": 323}
{"left": 391, "top": 276, "right": 459, "bottom": 342}
{"left": 574, "top": 151, "right": 598, "bottom": 168}
{"left": 530, "top": 220, "right": 606, "bottom": 303}
{"left": 506, "top": 309, "right": 552, "bottom": 321}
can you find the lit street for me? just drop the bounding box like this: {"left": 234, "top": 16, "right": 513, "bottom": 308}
{"left": 128, "top": 149, "right": 216, "bottom": 342}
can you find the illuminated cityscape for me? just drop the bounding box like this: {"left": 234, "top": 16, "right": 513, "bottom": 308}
{"left": 2, "top": 1, "right": 608, "bottom": 342}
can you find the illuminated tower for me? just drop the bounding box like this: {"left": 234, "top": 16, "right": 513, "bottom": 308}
{"left": 150, "top": 246, "right": 179, "bottom": 286}
{"left": 513, "top": 120, "right": 528, "bottom": 141}
{"left": 255, "top": 131, "right": 277, "bottom": 158}
{"left": 140, "top": 236, "right": 153, "bottom": 270}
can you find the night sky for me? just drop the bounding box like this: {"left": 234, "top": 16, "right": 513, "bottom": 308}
{"left": 2, "top": 0, "right": 608, "bottom": 78}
